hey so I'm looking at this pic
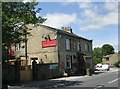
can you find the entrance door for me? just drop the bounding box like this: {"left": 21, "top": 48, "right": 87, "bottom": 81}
{"left": 77, "top": 53, "right": 86, "bottom": 74}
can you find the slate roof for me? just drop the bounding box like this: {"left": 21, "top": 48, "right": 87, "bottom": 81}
{"left": 38, "top": 24, "right": 92, "bottom": 42}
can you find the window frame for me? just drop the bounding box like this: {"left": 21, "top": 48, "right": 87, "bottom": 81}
{"left": 66, "top": 39, "right": 71, "bottom": 51}
{"left": 85, "top": 43, "right": 89, "bottom": 52}
{"left": 77, "top": 41, "right": 81, "bottom": 51}
{"left": 66, "top": 55, "right": 72, "bottom": 69}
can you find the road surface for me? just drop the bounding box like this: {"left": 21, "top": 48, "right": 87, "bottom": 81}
{"left": 8, "top": 68, "right": 120, "bottom": 89}
{"left": 66, "top": 68, "right": 120, "bottom": 89}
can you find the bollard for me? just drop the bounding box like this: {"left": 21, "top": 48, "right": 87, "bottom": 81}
{"left": 86, "top": 68, "right": 92, "bottom": 76}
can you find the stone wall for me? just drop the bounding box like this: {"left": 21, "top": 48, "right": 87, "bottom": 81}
{"left": 20, "top": 70, "right": 32, "bottom": 82}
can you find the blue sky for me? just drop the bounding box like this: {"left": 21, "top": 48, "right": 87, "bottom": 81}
{"left": 34, "top": 2, "right": 118, "bottom": 51}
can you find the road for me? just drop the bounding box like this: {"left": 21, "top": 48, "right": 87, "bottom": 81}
{"left": 66, "top": 68, "right": 120, "bottom": 89}
{"left": 8, "top": 68, "right": 120, "bottom": 89}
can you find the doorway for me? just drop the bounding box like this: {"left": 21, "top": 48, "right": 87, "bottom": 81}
{"left": 77, "top": 53, "right": 86, "bottom": 75}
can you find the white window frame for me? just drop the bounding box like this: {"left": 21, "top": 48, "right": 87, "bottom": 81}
{"left": 66, "top": 55, "right": 72, "bottom": 69}
{"left": 15, "top": 43, "right": 21, "bottom": 51}
{"left": 66, "top": 39, "right": 71, "bottom": 50}
{"left": 77, "top": 41, "right": 81, "bottom": 51}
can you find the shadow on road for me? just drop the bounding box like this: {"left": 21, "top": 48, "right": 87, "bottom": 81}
{"left": 8, "top": 79, "right": 84, "bottom": 89}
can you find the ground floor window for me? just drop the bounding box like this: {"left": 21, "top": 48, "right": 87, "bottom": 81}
{"left": 66, "top": 55, "right": 72, "bottom": 69}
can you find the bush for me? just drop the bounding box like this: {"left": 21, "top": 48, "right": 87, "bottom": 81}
{"left": 114, "top": 60, "right": 120, "bottom": 67}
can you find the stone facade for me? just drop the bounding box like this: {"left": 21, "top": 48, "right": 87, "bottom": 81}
{"left": 14, "top": 24, "right": 93, "bottom": 75}
{"left": 102, "top": 53, "right": 118, "bottom": 65}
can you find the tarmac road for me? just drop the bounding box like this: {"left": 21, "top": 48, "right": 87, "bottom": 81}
{"left": 8, "top": 68, "right": 120, "bottom": 89}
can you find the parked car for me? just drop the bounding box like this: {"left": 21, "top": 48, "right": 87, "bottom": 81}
{"left": 95, "top": 64, "right": 110, "bottom": 71}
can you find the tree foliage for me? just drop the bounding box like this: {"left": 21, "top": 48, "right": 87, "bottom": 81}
{"left": 2, "top": 2, "right": 46, "bottom": 60}
{"left": 114, "top": 60, "right": 120, "bottom": 67}
{"left": 93, "top": 44, "right": 115, "bottom": 64}
{"left": 93, "top": 47, "right": 102, "bottom": 64}
{"left": 102, "top": 44, "right": 115, "bottom": 56}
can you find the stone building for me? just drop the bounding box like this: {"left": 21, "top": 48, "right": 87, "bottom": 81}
{"left": 14, "top": 24, "right": 93, "bottom": 75}
{"left": 102, "top": 53, "right": 118, "bottom": 65}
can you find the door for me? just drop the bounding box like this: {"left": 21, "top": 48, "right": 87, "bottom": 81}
{"left": 77, "top": 53, "right": 86, "bottom": 74}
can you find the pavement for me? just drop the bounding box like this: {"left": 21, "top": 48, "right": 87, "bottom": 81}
{"left": 8, "top": 68, "right": 119, "bottom": 89}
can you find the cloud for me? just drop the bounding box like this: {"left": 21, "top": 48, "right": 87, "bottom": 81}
{"left": 79, "top": 2, "right": 94, "bottom": 9}
{"left": 23, "top": 0, "right": 32, "bottom": 3}
{"left": 103, "top": 2, "right": 118, "bottom": 11}
{"left": 78, "top": 2, "right": 118, "bottom": 31}
{"left": 43, "top": 13, "right": 77, "bottom": 28}
{"left": 63, "top": 0, "right": 119, "bottom": 2}
{"left": 80, "top": 11, "right": 118, "bottom": 30}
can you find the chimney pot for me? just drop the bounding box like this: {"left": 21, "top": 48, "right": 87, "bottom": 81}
{"left": 63, "top": 27, "right": 73, "bottom": 33}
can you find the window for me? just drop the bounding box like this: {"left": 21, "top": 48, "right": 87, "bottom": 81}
{"left": 77, "top": 41, "right": 81, "bottom": 51}
{"left": 85, "top": 43, "right": 89, "bottom": 52}
{"left": 106, "top": 58, "right": 109, "bottom": 61}
{"left": 15, "top": 43, "right": 21, "bottom": 51}
{"left": 66, "top": 55, "right": 72, "bottom": 69}
{"left": 66, "top": 39, "right": 71, "bottom": 50}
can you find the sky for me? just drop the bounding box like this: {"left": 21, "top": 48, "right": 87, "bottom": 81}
{"left": 33, "top": 1, "right": 118, "bottom": 52}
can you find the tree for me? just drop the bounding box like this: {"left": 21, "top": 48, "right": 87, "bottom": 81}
{"left": 102, "top": 44, "right": 115, "bottom": 56}
{"left": 2, "top": 2, "right": 46, "bottom": 62}
{"left": 114, "top": 60, "right": 120, "bottom": 67}
{"left": 93, "top": 47, "right": 102, "bottom": 64}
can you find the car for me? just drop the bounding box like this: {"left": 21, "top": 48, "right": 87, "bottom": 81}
{"left": 95, "top": 64, "right": 110, "bottom": 71}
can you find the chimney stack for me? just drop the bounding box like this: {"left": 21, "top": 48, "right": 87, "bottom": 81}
{"left": 62, "top": 27, "right": 73, "bottom": 33}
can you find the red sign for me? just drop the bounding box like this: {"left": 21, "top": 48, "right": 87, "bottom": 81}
{"left": 42, "top": 39, "right": 57, "bottom": 48}
{"left": 9, "top": 43, "right": 14, "bottom": 56}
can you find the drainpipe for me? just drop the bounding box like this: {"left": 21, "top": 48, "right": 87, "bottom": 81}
{"left": 25, "top": 33, "right": 27, "bottom": 66}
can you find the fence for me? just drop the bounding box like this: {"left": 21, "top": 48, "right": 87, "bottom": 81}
{"left": 32, "top": 60, "right": 60, "bottom": 80}
{"left": 3, "top": 60, "right": 61, "bottom": 83}
{"left": 2, "top": 60, "right": 20, "bottom": 83}
{"left": 2, "top": 60, "right": 32, "bottom": 83}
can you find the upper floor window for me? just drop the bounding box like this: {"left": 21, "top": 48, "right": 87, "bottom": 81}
{"left": 66, "top": 39, "right": 71, "bottom": 50}
{"left": 15, "top": 43, "right": 21, "bottom": 51}
{"left": 77, "top": 41, "right": 81, "bottom": 51}
{"left": 85, "top": 43, "right": 89, "bottom": 52}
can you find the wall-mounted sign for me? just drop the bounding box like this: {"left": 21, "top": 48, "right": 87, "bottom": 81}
{"left": 50, "top": 64, "right": 58, "bottom": 70}
{"left": 42, "top": 39, "right": 57, "bottom": 48}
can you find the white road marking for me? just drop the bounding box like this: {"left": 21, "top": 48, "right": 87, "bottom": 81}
{"left": 94, "top": 85, "right": 103, "bottom": 89}
{"left": 97, "top": 85, "right": 102, "bottom": 88}
{"left": 108, "top": 78, "right": 120, "bottom": 84}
